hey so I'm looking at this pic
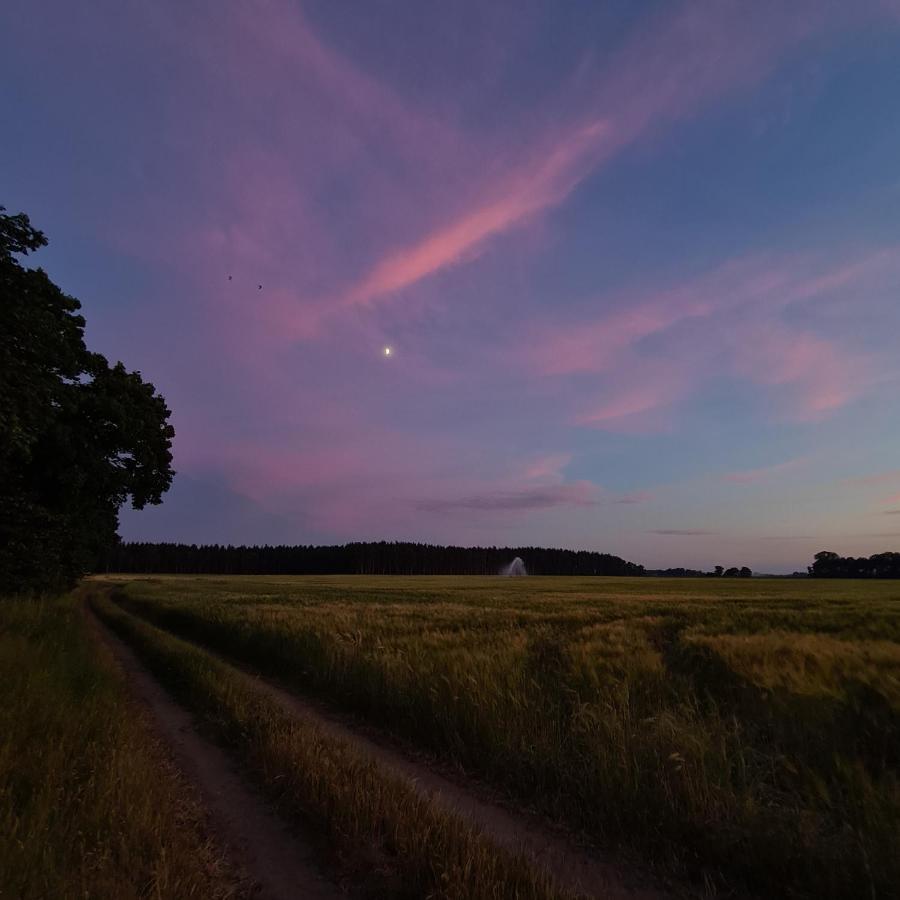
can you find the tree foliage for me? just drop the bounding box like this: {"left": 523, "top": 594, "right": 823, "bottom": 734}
{"left": 0, "top": 207, "right": 174, "bottom": 592}
{"left": 808, "top": 550, "right": 900, "bottom": 578}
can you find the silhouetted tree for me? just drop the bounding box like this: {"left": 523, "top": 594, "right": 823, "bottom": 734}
{"left": 723, "top": 567, "right": 740, "bottom": 577}
{"left": 739, "top": 566, "right": 752, "bottom": 578}
{"left": 808, "top": 550, "right": 900, "bottom": 578}
{"left": 713, "top": 565, "right": 724, "bottom": 577}
{"left": 1, "top": 207, "right": 174, "bottom": 593}
{"left": 645, "top": 567, "right": 708, "bottom": 577}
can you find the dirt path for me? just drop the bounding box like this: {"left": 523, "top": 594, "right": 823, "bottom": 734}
{"left": 123, "top": 613, "right": 673, "bottom": 900}
{"left": 85, "top": 607, "right": 343, "bottom": 900}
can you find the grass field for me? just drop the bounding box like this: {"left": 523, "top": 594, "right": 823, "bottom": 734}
{"left": 0, "top": 595, "right": 241, "bottom": 899}
{"left": 101, "top": 574, "right": 900, "bottom": 899}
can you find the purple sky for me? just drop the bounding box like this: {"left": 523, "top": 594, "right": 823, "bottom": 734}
{"left": 4, "top": 1, "right": 900, "bottom": 572}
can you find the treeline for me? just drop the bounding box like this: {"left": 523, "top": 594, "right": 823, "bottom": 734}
{"left": 103, "top": 541, "right": 645, "bottom": 576}
{"left": 808, "top": 550, "right": 900, "bottom": 578}
{"left": 646, "top": 565, "right": 752, "bottom": 578}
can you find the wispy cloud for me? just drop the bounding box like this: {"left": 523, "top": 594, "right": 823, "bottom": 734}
{"left": 419, "top": 482, "right": 600, "bottom": 513}
{"left": 523, "top": 248, "right": 896, "bottom": 429}
{"left": 338, "top": 122, "right": 610, "bottom": 310}
{"left": 574, "top": 365, "right": 690, "bottom": 430}
{"left": 327, "top": 1, "right": 848, "bottom": 315}
{"left": 23, "top": 0, "right": 900, "bottom": 562}
{"left": 519, "top": 453, "right": 573, "bottom": 483}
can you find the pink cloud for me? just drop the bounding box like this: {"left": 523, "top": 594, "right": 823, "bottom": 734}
{"left": 114, "top": 0, "right": 900, "bottom": 374}
{"left": 180, "top": 433, "right": 604, "bottom": 537}
{"left": 575, "top": 372, "right": 688, "bottom": 429}
{"left": 337, "top": 121, "right": 611, "bottom": 310}
{"left": 325, "top": 1, "right": 852, "bottom": 316}
{"left": 520, "top": 248, "right": 897, "bottom": 429}
{"left": 529, "top": 251, "right": 896, "bottom": 378}
{"left": 729, "top": 325, "right": 866, "bottom": 421}
{"left": 532, "top": 304, "right": 695, "bottom": 377}
{"left": 519, "top": 453, "right": 573, "bottom": 483}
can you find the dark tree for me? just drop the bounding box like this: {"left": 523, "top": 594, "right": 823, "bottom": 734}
{"left": 739, "top": 566, "right": 752, "bottom": 578}
{"left": 723, "top": 567, "right": 740, "bottom": 577}
{"left": 808, "top": 550, "right": 841, "bottom": 577}
{"left": 1, "top": 207, "right": 174, "bottom": 593}
{"left": 808, "top": 550, "right": 900, "bottom": 578}
{"left": 644, "top": 567, "right": 708, "bottom": 577}
{"left": 713, "top": 565, "right": 724, "bottom": 577}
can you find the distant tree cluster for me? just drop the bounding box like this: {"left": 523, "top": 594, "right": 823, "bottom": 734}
{"left": 808, "top": 550, "right": 900, "bottom": 578}
{"left": 103, "top": 541, "right": 645, "bottom": 576}
{"left": 646, "top": 565, "right": 752, "bottom": 578}
{"left": 645, "top": 568, "right": 709, "bottom": 577}
{"left": 0, "top": 207, "right": 174, "bottom": 593}
{"left": 721, "top": 566, "right": 753, "bottom": 578}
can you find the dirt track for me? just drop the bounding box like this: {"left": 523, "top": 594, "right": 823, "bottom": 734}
{"left": 89, "top": 594, "right": 673, "bottom": 899}
{"left": 250, "top": 670, "right": 671, "bottom": 900}
{"left": 86, "top": 607, "right": 342, "bottom": 900}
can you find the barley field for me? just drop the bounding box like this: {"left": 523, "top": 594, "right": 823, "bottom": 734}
{"left": 99, "top": 574, "right": 900, "bottom": 899}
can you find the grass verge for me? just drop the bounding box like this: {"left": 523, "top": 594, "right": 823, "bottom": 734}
{"left": 88, "top": 586, "right": 568, "bottom": 900}
{"left": 0, "top": 594, "right": 241, "bottom": 900}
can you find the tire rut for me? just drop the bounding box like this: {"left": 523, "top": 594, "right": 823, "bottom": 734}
{"left": 257, "top": 677, "right": 671, "bottom": 899}
{"left": 85, "top": 605, "right": 343, "bottom": 900}
{"left": 114, "top": 607, "right": 674, "bottom": 900}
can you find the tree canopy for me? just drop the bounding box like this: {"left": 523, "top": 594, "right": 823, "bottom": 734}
{"left": 0, "top": 207, "right": 174, "bottom": 593}
{"left": 808, "top": 550, "right": 900, "bottom": 579}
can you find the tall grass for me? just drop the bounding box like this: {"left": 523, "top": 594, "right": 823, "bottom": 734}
{"left": 0, "top": 594, "right": 239, "bottom": 899}
{"left": 106, "top": 574, "right": 900, "bottom": 899}
{"left": 89, "top": 588, "right": 568, "bottom": 900}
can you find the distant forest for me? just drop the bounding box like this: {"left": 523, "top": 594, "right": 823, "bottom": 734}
{"left": 808, "top": 550, "right": 900, "bottom": 578}
{"left": 103, "top": 541, "right": 645, "bottom": 576}
{"left": 100, "top": 543, "right": 900, "bottom": 578}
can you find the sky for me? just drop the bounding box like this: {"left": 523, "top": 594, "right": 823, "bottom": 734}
{"left": 3, "top": 0, "right": 900, "bottom": 573}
